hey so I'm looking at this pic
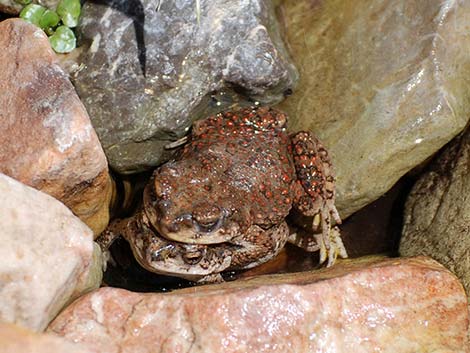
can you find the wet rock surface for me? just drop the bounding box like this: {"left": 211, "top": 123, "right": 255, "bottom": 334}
{"left": 0, "top": 19, "right": 112, "bottom": 235}
{"left": 0, "top": 322, "right": 89, "bottom": 353}
{"left": 74, "top": 0, "right": 297, "bottom": 173}
{"left": 0, "top": 173, "right": 103, "bottom": 332}
{"left": 48, "top": 256, "right": 468, "bottom": 353}
{"left": 277, "top": 0, "right": 470, "bottom": 218}
{"left": 400, "top": 126, "right": 470, "bottom": 295}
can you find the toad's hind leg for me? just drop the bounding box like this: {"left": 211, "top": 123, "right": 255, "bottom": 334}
{"left": 290, "top": 131, "right": 347, "bottom": 266}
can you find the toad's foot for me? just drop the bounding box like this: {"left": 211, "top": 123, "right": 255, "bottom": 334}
{"left": 315, "top": 226, "right": 348, "bottom": 267}
{"left": 96, "top": 219, "right": 132, "bottom": 271}
{"left": 96, "top": 218, "right": 130, "bottom": 252}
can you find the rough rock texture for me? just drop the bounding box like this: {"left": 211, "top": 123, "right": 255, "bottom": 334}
{"left": 74, "top": 0, "right": 298, "bottom": 173}
{"left": 0, "top": 0, "right": 59, "bottom": 15}
{"left": 48, "top": 256, "right": 469, "bottom": 353}
{"left": 277, "top": 0, "right": 470, "bottom": 218}
{"left": 400, "top": 127, "right": 470, "bottom": 295}
{"left": 0, "top": 323, "right": 90, "bottom": 353}
{"left": 0, "top": 19, "right": 112, "bottom": 235}
{"left": 0, "top": 173, "right": 103, "bottom": 332}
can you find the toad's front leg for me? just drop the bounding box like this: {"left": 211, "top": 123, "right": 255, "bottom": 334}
{"left": 290, "top": 131, "right": 347, "bottom": 266}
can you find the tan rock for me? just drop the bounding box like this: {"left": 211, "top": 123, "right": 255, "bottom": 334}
{"left": 0, "top": 19, "right": 111, "bottom": 236}
{"left": 0, "top": 173, "right": 103, "bottom": 331}
{"left": 48, "top": 256, "right": 468, "bottom": 353}
{"left": 277, "top": 0, "right": 470, "bottom": 218}
{"left": 400, "top": 126, "right": 470, "bottom": 295}
{"left": 0, "top": 322, "right": 90, "bottom": 353}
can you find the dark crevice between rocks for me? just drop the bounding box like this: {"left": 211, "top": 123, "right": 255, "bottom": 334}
{"left": 0, "top": 12, "right": 13, "bottom": 21}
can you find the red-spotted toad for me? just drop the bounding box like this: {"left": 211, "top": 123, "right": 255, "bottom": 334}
{"left": 101, "top": 106, "right": 347, "bottom": 282}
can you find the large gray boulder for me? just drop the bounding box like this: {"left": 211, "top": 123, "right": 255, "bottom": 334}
{"left": 74, "top": 0, "right": 297, "bottom": 173}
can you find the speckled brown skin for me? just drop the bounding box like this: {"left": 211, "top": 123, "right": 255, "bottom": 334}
{"left": 101, "top": 106, "right": 346, "bottom": 282}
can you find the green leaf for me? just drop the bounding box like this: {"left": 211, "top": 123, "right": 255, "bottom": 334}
{"left": 56, "top": 0, "right": 81, "bottom": 28}
{"left": 49, "top": 25, "right": 76, "bottom": 53}
{"left": 14, "top": 0, "right": 32, "bottom": 5}
{"left": 19, "top": 4, "right": 46, "bottom": 27}
{"left": 39, "top": 10, "right": 60, "bottom": 31}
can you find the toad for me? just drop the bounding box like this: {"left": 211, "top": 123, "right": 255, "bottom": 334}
{"left": 100, "top": 106, "right": 347, "bottom": 282}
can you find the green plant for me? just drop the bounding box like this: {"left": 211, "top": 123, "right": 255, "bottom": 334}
{"left": 17, "top": 0, "right": 81, "bottom": 53}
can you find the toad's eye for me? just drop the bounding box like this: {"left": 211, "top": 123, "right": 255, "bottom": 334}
{"left": 154, "top": 179, "right": 164, "bottom": 197}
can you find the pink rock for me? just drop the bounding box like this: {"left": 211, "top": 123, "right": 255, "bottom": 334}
{"left": 0, "top": 322, "right": 90, "bottom": 353}
{"left": 0, "top": 19, "right": 112, "bottom": 236}
{"left": 0, "top": 173, "right": 102, "bottom": 332}
{"left": 48, "top": 256, "right": 469, "bottom": 352}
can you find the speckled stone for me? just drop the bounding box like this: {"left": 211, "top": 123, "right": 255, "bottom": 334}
{"left": 0, "top": 173, "right": 103, "bottom": 332}
{"left": 277, "top": 0, "right": 470, "bottom": 218}
{"left": 48, "top": 256, "right": 468, "bottom": 353}
{"left": 0, "top": 19, "right": 112, "bottom": 235}
{"left": 73, "top": 0, "right": 297, "bottom": 173}
{"left": 400, "top": 126, "right": 470, "bottom": 295}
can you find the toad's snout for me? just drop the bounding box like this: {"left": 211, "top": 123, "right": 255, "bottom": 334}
{"left": 192, "top": 204, "right": 224, "bottom": 233}
{"left": 157, "top": 203, "right": 235, "bottom": 244}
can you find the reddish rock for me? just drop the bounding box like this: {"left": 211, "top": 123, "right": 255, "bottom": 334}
{"left": 48, "top": 256, "right": 469, "bottom": 352}
{"left": 0, "top": 19, "right": 111, "bottom": 236}
{"left": 0, "top": 323, "right": 90, "bottom": 353}
{"left": 0, "top": 173, "right": 102, "bottom": 332}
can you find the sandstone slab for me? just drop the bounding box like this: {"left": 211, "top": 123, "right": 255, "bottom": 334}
{"left": 0, "top": 173, "right": 102, "bottom": 331}
{"left": 0, "top": 19, "right": 111, "bottom": 235}
{"left": 48, "top": 256, "right": 468, "bottom": 352}
{"left": 400, "top": 126, "right": 470, "bottom": 295}
{"left": 0, "top": 322, "right": 90, "bottom": 353}
{"left": 277, "top": 0, "right": 470, "bottom": 218}
{"left": 74, "top": 0, "right": 297, "bottom": 173}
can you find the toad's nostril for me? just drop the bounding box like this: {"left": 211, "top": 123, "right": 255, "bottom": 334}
{"left": 153, "top": 179, "right": 164, "bottom": 197}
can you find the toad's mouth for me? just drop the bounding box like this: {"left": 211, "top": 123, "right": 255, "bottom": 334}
{"left": 153, "top": 214, "right": 239, "bottom": 244}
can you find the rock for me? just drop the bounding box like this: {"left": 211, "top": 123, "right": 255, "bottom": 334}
{"left": 0, "top": 19, "right": 112, "bottom": 235}
{"left": 400, "top": 127, "right": 470, "bottom": 295}
{"left": 0, "top": 173, "right": 103, "bottom": 332}
{"left": 0, "top": 323, "right": 89, "bottom": 353}
{"left": 0, "top": 0, "right": 60, "bottom": 15}
{"left": 74, "top": 0, "right": 297, "bottom": 173}
{"left": 48, "top": 256, "right": 468, "bottom": 352}
{"left": 276, "top": 0, "right": 470, "bottom": 218}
